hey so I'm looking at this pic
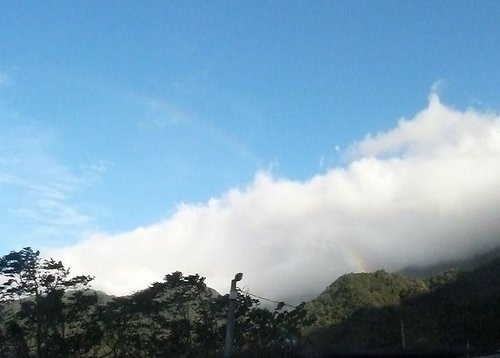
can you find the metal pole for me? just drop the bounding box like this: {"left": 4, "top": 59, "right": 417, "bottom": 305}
{"left": 224, "top": 280, "right": 237, "bottom": 357}
{"left": 400, "top": 318, "right": 406, "bottom": 350}
{"left": 224, "top": 273, "right": 242, "bottom": 358}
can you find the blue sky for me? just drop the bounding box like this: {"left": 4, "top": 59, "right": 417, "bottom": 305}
{"left": 2, "top": 1, "right": 500, "bottom": 298}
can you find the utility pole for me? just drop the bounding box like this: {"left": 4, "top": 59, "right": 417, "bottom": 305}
{"left": 400, "top": 318, "right": 406, "bottom": 351}
{"left": 224, "top": 272, "right": 243, "bottom": 358}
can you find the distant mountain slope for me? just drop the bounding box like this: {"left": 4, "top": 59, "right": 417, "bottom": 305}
{"left": 400, "top": 245, "right": 500, "bottom": 279}
{"left": 303, "top": 257, "right": 500, "bottom": 354}
{"left": 305, "top": 270, "right": 428, "bottom": 329}
{"left": 1, "top": 288, "right": 115, "bottom": 316}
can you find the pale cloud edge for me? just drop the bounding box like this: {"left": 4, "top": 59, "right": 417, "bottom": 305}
{"left": 0, "top": 124, "right": 106, "bottom": 245}
{"left": 0, "top": 72, "right": 10, "bottom": 87}
{"left": 49, "top": 95, "right": 500, "bottom": 303}
{"left": 133, "top": 93, "right": 261, "bottom": 167}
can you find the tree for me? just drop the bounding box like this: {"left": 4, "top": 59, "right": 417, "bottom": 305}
{"left": 97, "top": 271, "right": 225, "bottom": 357}
{"left": 0, "top": 247, "right": 93, "bottom": 357}
{"left": 144, "top": 271, "right": 224, "bottom": 355}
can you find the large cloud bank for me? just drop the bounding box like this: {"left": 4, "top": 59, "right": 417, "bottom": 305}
{"left": 50, "top": 95, "right": 500, "bottom": 303}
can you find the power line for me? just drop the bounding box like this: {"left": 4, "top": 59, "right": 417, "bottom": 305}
{"left": 239, "top": 288, "right": 298, "bottom": 309}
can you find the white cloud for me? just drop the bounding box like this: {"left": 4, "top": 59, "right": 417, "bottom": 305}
{"left": 50, "top": 95, "right": 500, "bottom": 303}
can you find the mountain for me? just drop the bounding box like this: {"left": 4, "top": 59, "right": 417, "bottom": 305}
{"left": 304, "top": 270, "right": 428, "bottom": 329}
{"left": 302, "top": 257, "right": 500, "bottom": 355}
{"left": 400, "top": 245, "right": 500, "bottom": 279}
{"left": 2, "top": 246, "right": 500, "bottom": 356}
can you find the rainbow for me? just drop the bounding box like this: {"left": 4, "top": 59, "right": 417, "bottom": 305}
{"left": 335, "top": 239, "right": 370, "bottom": 273}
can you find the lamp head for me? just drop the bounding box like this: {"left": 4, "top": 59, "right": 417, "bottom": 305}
{"left": 234, "top": 272, "right": 243, "bottom": 282}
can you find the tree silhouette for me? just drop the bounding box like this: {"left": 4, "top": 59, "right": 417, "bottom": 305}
{"left": 0, "top": 247, "right": 93, "bottom": 357}
{"left": 0, "top": 250, "right": 315, "bottom": 356}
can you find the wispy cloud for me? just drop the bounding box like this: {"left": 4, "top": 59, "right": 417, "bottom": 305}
{"left": 0, "top": 123, "right": 105, "bottom": 246}
{"left": 14, "top": 199, "right": 92, "bottom": 227}
{"left": 0, "top": 72, "right": 10, "bottom": 87}
{"left": 127, "top": 93, "right": 190, "bottom": 129}
{"left": 52, "top": 93, "right": 500, "bottom": 303}
{"left": 132, "top": 93, "right": 261, "bottom": 166}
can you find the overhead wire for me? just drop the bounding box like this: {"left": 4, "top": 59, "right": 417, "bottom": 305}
{"left": 238, "top": 287, "right": 298, "bottom": 309}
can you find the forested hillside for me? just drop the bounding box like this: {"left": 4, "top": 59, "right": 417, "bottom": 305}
{"left": 304, "top": 259, "right": 500, "bottom": 355}
{"left": 0, "top": 248, "right": 310, "bottom": 357}
{"left": 1, "top": 247, "right": 499, "bottom": 356}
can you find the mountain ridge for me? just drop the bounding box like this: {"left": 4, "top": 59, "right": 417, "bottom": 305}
{"left": 302, "top": 255, "right": 500, "bottom": 354}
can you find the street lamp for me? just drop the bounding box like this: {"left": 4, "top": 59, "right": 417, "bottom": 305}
{"left": 224, "top": 272, "right": 243, "bottom": 357}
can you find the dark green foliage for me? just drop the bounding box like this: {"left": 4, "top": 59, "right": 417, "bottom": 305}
{"left": 72, "top": 270, "right": 311, "bottom": 356}
{"left": 305, "top": 270, "right": 429, "bottom": 330}
{"left": 1, "top": 246, "right": 500, "bottom": 356}
{"left": 0, "top": 247, "right": 94, "bottom": 357}
{"left": 230, "top": 292, "right": 313, "bottom": 355}
{"left": 304, "top": 259, "right": 500, "bottom": 355}
{"left": 97, "top": 271, "right": 228, "bottom": 357}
